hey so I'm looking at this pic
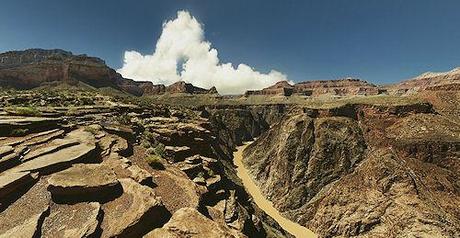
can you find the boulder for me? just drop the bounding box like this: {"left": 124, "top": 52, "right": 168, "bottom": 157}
{"left": 0, "top": 171, "right": 36, "bottom": 198}
{"left": 47, "top": 164, "right": 121, "bottom": 203}
{"left": 152, "top": 166, "right": 202, "bottom": 213}
{"left": 41, "top": 202, "right": 101, "bottom": 238}
{"left": 101, "top": 178, "right": 170, "bottom": 237}
{"left": 144, "top": 207, "right": 246, "bottom": 238}
{"left": 0, "top": 178, "right": 50, "bottom": 237}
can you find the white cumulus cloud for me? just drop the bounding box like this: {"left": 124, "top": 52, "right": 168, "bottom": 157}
{"left": 117, "top": 10, "right": 288, "bottom": 95}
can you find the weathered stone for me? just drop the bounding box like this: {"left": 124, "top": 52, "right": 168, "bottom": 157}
{"left": 0, "top": 208, "right": 49, "bottom": 238}
{"left": 0, "top": 116, "right": 62, "bottom": 136}
{"left": 41, "top": 202, "right": 101, "bottom": 238}
{"left": 192, "top": 176, "right": 206, "bottom": 185}
{"left": 0, "top": 178, "right": 50, "bottom": 237}
{"left": 0, "top": 171, "right": 36, "bottom": 198}
{"left": 13, "top": 142, "right": 96, "bottom": 174}
{"left": 22, "top": 139, "right": 80, "bottom": 162}
{"left": 101, "top": 178, "right": 170, "bottom": 238}
{"left": 47, "top": 164, "right": 120, "bottom": 202}
{"left": 0, "top": 146, "right": 14, "bottom": 157}
{"left": 144, "top": 207, "right": 246, "bottom": 238}
{"left": 12, "top": 130, "right": 96, "bottom": 174}
{"left": 165, "top": 146, "right": 192, "bottom": 162}
{"left": 152, "top": 166, "right": 202, "bottom": 213}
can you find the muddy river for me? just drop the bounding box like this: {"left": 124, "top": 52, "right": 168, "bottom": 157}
{"left": 233, "top": 142, "right": 317, "bottom": 238}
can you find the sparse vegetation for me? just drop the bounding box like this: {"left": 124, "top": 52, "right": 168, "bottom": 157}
{"left": 153, "top": 143, "right": 166, "bottom": 157}
{"left": 197, "top": 171, "right": 205, "bottom": 179}
{"left": 141, "top": 140, "right": 152, "bottom": 148}
{"left": 207, "top": 169, "right": 215, "bottom": 177}
{"left": 145, "top": 155, "right": 165, "bottom": 169}
{"left": 5, "top": 106, "right": 41, "bottom": 116}
{"left": 10, "top": 128, "right": 29, "bottom": 136}
{"left": 116, "top": 114, "right": 132, "bottom": 125}
{"left": 84, "top": 126, "right": 99, "bottom": 135}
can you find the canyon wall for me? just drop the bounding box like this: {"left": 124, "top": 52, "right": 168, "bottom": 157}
{"left": 243, "top": 96, "right": 460, "bottom": 237}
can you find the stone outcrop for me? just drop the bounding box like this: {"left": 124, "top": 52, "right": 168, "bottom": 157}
{"left": 245, "top": 78, "right": 385, "bottom": 97}
{"left": 41, "top": 202, "right": 101, "bottom": 238}
{"left": 100, "top": 178, "right": 169, "bottom": 237}
{"left": 242, "top": 101, "right": 460, "bottom": 237}
{"left": 389, "top": 67, "right": 460, "bottom": 94}
{"left": 166, "top": 81, "right": 218, "bottom": 94}
{"left": 47, "top": 164, "right": 120, "bottom": 202}
{"left": 144, "top": 207, "right": 247, "bottom": 238}
{"left": 0, "top": 179, "right": 50, "bottom": 238}
{"left": 245, "top": 81, "right": 295, "bottom": 97}
{"left": 0, "top": 49, "right": 219, "bottom": 96}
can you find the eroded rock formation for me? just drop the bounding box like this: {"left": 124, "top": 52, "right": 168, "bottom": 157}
{"left": 243, "top": 94, "right": 460, "bottom": 237}
{"left": 245, "top": 78, "right": 386, "bottom": 97}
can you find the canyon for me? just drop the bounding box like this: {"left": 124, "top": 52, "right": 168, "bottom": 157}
{"left": 0, "top": 49, "right": 459, "bottom": 238}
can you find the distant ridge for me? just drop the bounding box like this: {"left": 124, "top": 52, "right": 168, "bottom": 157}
{"left": 0, "top": 49, "right": 218, "bottom": 96}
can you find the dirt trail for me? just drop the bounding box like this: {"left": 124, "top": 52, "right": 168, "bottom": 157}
{"left": 233, "top": 142, "right": 317, "bottom": 238}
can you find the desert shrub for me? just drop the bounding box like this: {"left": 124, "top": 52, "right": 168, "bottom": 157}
{"left": 65, "top": 107, "right": 78, "bottom": 116}
{"left": 141, "top": 140, "right": 151, "bottom": 148}
{"left": 207, "top": 169, "right": 215, "bottom": 177}
{"left": 10, "top": 128, "right": 29, "bottom": 136}
{"left": 146, "top": 147, "right": 155, "bottom": 155}
{"left": 153, "top": 143, "right": 166, "bottom": 157}
{"left": 145, "top": 155, "right": 165, "bottom": 169}
{"left": 143, "top": 131, "right": 157, "bottom": 142}
{"left": 116, "top": 114, "right": 132, "bottom": 125}
{"left": 84, "top": 127, "right": 99, "bottom": 135}
{"left": 6, "top": 106, "right": 41, "bottom": 116}
{"left": 197, "top": 171, "right": 205, "bottom": 179}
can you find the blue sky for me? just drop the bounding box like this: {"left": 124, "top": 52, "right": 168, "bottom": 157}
{"left": 1, "top": 0, "right": 459, "bottom": 85}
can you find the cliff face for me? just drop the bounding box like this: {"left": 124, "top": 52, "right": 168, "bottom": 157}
{"left": 389, "top": 67, "right": 460, "bottom": 94}
{"left": 243, "top": 97, "right": 460, "bottom": 237}
{"left": 0, "top": 49, "right": 218, "bottom": 96}
{"left": 245, "top": 78, "right": 385, "bottom": 97}
{"left": 0, "top": 49, "right": 124, "bottom": 90}
{"left": 166, "top": 81, "right": 218, "bottom": 94}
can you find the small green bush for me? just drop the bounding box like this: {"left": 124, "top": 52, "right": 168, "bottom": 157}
{"left": 84, "top": 127, "right": 99, "bottom": 135}
{"left": 197, "top": 171, "right": 205, "bottom": 179}
{"left": 141, "top": 140, "right": 151, "bottom": 149}
{"left": 10, "top": 128, "right": 29, "bottom": 136}
{"left": 207, "top": 169, "right": 215, "bottom": 177}
{"left": 6, "top": 106, "right": 41, "bottom": 116}
{"left": 145, "top": 155, "right": 165, "bottom": 169}
{"left": 153, "top": 143, "right": 166, "bottom": 157}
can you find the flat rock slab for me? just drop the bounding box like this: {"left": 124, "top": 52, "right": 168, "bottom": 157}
{"left": 102, "top": 155, "right": 154, "bottom": 186}
{"left": 144, "top": 207, "right": 246, "bottom": 238}
{"left": 2, "top": 128, "right": 62, "bottom": 147}
{"left": 22, "top": 138, "right": 80, "bottom": 162}
{"left": 0, "top": 116, "right": 62, "bottom": 136}
{"left": 0, "top": 178, "right": 50, "bottom": 237}
{"left": 0, "top": 146, "right": 14, "bottom": 157}
{"left": 152, "top": 166, "right": 202, "bottom": 213}
{"left": 48, "top": 164, "right": 120, "bottom": 203}
{"left": 12, "top": 141, "right": 96, "bottom": 174}
{"left": 0, "top": 208, "right": 49, "bottom": 238}
{"left": 41, "top": 202, "right": 101, "bottom": 238}
{"left": 0, "top": 171, "right": 36, "bottom": 198}
{"left": 101, "top": 178, "right": 169, "bottom": 238}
